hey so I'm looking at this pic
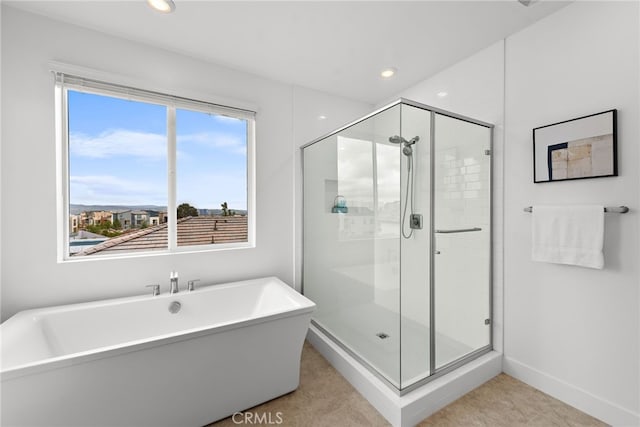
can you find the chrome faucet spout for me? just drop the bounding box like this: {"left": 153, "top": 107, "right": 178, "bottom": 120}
{"left": 170, "top": 271, "right": 179, "bottom": 294}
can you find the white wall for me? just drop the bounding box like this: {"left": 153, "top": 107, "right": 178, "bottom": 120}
{"left": 0, "top": 6, "right": 368, "bottom": 320}
{"left": 503, "top": 2, "right": 639, "bottom": 425}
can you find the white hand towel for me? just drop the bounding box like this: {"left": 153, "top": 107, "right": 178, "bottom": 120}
{"left": 532, "top": 205, "right": 605, "bottom": 269}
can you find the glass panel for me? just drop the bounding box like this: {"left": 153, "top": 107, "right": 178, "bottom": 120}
{"left": 303, "top": 104, "right": 402, "bottom": 387}
{"left": 176, "top": 108, "right": 248, "bottom": 246}
{"left": 433, "top": 113, "right": 491, "bottom": 369}
{"left": 67, "top": 90, "right": 167, "bottom": 257}
{"left": 399, "top": 104, "right": 432, "bottom": 389}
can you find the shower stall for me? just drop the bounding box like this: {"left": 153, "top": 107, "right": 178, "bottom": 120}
{"left": 302, "top": 99, "right": 493, "bottom": 396}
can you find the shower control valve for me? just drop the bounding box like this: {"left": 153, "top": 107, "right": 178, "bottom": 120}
{"left": 410, "top": 214, "right": 423, "bottom": 230}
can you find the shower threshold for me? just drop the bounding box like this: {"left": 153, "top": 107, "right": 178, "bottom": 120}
{"left": 307, "top": 323, "right": 501, "bottom": 427}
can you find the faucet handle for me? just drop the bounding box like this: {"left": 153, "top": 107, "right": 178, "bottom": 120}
{"left": 145, "top": 284, "right": 160, "bottom": 296}
{"left": 187, "top": 279, "right": 200, "bottom": 292}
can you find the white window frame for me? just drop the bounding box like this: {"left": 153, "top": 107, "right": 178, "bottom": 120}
{"left": 55, "top": 72, "right": 256, "bottom": 262}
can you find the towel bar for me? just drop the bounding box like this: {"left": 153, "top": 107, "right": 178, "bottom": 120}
{"left": 523, "top": 206, "right": 629, "bottom": 213}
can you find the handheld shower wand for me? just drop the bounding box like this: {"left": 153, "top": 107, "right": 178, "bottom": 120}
{"left": 388, "top": 135, "right": 420, "bottom": 238}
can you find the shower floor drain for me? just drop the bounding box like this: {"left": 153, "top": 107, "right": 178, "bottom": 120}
{"left": 376, "top": 332, "right": 390, "bottom": 339}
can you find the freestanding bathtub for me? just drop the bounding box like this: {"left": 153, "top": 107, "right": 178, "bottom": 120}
{"left": 1, "top": 276, "right": 315, "bottom": 427}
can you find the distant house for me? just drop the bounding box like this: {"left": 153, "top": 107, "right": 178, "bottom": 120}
{"left": 91, "top": 211, "right": 112, "bottom": 225}
{"left": 79, "top": 212, "right": 91, "bottom": 228}
{"left": 111, "top": 210, "right": 132, "bottom": 229}
{"left": 148, "top": 211, "right": 167, "bottom": 225}
{"left": 131, "top": 210, "right": 149, "bottom": 227}
{"left": 69, "top": 214, "right": 79, "bottom": 233}
{"left": 74, "top": 216, "right": 248, "bottom": 256}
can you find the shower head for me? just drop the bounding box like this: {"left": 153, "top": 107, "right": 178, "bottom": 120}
{"left": 389, "top": 135, "right": 419, "bottom": 156}
{"left": 388, "top": 135, "right": 419, "bottom": 146}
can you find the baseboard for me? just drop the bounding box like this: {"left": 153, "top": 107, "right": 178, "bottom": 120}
{"left": 504, "top": 356, "right": 639, "bottom": 426}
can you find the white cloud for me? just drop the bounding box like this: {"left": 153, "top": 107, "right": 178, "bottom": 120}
{"left": 178, "top": 132, "right": 246, "bottom": 155}
{"left": 71, "top": 129, "right": 247, "bottom": 159}
{"left": 70, "top": 175, "right": 165, "bottom": 205}
{"left": 70, "top": 129, "right": 166, "bottom": 159}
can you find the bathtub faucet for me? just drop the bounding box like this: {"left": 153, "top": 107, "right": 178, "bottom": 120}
{"left": 170, "top": 271, "right": 179, "bottom": 294}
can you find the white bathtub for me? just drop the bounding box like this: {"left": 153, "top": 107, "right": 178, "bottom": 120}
{"left": 1, "top": 276, "right": 315, "bottom": 427}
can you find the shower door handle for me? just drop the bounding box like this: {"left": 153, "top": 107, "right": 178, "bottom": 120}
{"left": 434, "top": 227, "right": 482, "bottom": 234}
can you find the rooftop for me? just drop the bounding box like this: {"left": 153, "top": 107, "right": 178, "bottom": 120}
{"left": 74, "top": 215, "right": 248, "bottom": 256}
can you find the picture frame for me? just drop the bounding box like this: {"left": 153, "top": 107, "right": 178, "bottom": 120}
{"left": 533, "top": 109, "right": 617, "bottom": 183}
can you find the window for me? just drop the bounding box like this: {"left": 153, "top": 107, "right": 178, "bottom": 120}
{"left": 56, "top": 73, "right": 255, "bottom": 259}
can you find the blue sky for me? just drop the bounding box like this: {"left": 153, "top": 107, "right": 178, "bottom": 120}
{"left": 68, "top": 90, "right": 248, "bottom": 211}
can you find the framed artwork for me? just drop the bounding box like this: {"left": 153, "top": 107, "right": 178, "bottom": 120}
{"left": 533, "top": 109, "right": 617, "bottom": 183}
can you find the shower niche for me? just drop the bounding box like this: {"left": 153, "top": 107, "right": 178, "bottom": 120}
{"left": 302, "top": 99, "right": 493, "bottom": 393}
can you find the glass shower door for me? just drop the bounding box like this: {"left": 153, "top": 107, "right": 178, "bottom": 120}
{"left": 433, "top": 113, "right": 492, "bottom": 369}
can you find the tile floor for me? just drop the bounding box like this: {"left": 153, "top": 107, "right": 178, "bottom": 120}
{"left": 208, "top": 342, "right": 607, "bottom": 427}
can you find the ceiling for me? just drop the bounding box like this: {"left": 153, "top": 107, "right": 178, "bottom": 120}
{"left": 6, "top": 1, "right": 570, "bottom": 104}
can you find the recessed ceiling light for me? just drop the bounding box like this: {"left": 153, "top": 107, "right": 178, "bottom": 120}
{"left": 381, "top": 68, "right": 397, "bottom": 79}
{"left": 318, "top": 115, "right": 327, "bottom": 120}
{"left": 437, "top": 91, "right": 448, "bottom": 98}
{"left": 147, "top": 0, "right": 175, "bottom": 13}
